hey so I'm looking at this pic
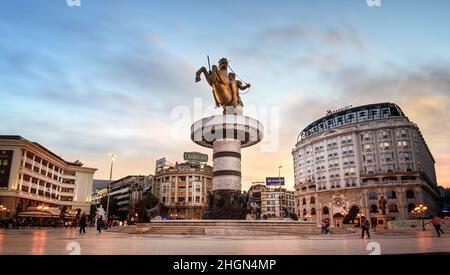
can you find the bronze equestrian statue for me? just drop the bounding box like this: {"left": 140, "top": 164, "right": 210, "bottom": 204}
{"left": 195, "top": 57, "right": 250, "bottom": 114}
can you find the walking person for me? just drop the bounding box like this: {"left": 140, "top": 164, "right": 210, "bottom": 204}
{"left": 426, "top": 215, "right": 445, "bottom": 237}
{"left": 79, "top": 213, "right": 87, "bottom": 234}
{"left": 97, "top": 216, "right": 103, "bottom": 233}
{"left": 361, "top": 216, "right": 370, "bottom": 239}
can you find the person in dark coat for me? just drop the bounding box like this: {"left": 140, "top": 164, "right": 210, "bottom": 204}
{"left": 361, "top": 216, "right": 370, "bottom": 239}
{"left": 79, "top": 213, "right": 87, "bottom": 234}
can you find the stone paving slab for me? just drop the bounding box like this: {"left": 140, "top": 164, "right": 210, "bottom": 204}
{"left": 0, "top": 228, "right": 448, "bottom": 255}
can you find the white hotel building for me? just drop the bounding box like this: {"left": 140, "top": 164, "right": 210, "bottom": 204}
{"left": 0, "top": 136, "right": 97, "bottom": 216}
{"left": 292, "top": 103, "right": 441, "bottom": 226}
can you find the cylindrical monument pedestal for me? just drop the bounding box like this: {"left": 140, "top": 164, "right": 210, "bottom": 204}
{"left": 191, "top": 114, "right": 263, "bottom": 219}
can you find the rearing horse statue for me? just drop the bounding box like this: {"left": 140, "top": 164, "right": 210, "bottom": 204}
{"left": 195, "top": 57, "right": 250, "bottom": 114}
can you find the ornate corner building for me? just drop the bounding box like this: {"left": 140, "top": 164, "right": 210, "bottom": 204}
{"left": 292, "top": 103, "right": 441, "bottom": 226}
{"left": 154, "top": 161, "right": 213, "bottom": 219}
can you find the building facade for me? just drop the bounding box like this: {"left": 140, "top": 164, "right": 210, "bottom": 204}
{"left": 0, "top": 136, "right": 97, "bottom": 216}
{"left": 108, "top": 175, "right": 154, "bottom": 213}
{"left": 261, "top": 188, "right": 297, "bottom": 219}
{"left": 154, "top": 161, "right": 212, "bottom": 219}
{"left": 247, "top": 182, "right": 268, "bottom": 209}
{"left": 292, "top": 103, "right": 441, "bottom": 226}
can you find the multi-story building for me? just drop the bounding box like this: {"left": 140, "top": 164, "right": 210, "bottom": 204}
{"left": 154, "top": 161, "right": 212, "bottom": 219}
{"left": 261, "top": 188, "right": 297, "bottom": 219}
{"left": 292, "top": 103, "right": 441, "bottom": 226}
{"left": 0, "top": 135, "right": 97, "bottom": 216}
{"left": 91, "top": 187, "right": 108, "bottom": 205}
{"left": 247, "top": 182, "right": 268, "bottom": 209}
{"left": 109, "top": 175, "right": 153, "bottom": 213}
{"left": 438, "top": 186, "right": 450, "bottom": 217}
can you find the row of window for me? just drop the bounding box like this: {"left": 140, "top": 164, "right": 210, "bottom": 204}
{"left": 162, "top": 185, "right": 202, "bottom": 193}
{"left": 161, "top": 196, "right": 203, "bottom": 203}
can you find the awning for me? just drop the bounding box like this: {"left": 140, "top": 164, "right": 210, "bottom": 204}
{"left": 18, "top": 211, "right": 58, "bottom": 218}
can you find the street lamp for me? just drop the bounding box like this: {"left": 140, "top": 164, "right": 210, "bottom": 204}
{"left": 414, "top": 204, "right": 428, "bottom": 231}
{"left": 278, "top": 165, "right": 282, "bottom": 190}
{"left": 106, "top": 153, "right": 116, "bottom": 225}
{"left": 305, "top": 213, "right": 312, "bottom": 221}
{"left": 357, "top": 212, "right": 364, "bottom": 227}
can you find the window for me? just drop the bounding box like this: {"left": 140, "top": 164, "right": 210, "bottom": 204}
{"left": 188, "top": 186, "right": 193, "bottom": 192}
{"left": 327, "top": 138, "right": 337, "bottom": 147}
{"left": 310, "top": 197, "right": 315, "bottom": 204}
{"left": 370, "top": 204, "right": 378, "bottom": 213}
{"left": 188, "top": 197, "right": 192, "bottom": 202}
{"left": 379, "top": 142, "right": 391, "bottom": 150}
{"left": 389, "top": 204, "right": 398, "bottom": 213}
{"left": 179, "top": 186, "right": 185, "bottom": 192}
{"left": 387, "top": 190, "right": 397, "bottom": 199}
{"left": 303, "top": 209, "right": 307, "bottom": 216}
{"left": 379, "top": 130, "right": 390, "bottom": 139}
{"left": 401, "top": 152, "right": 412, "bottom": 161}
{"left": 397, "top": 129, "right": 408, "bottom": 137}
{"left": 406, "top": 190, "right": 415, "bottom": 199}
{"left": 364, "top": 154, "right": 375, "bottom": 162}
{"left": 179, "top": 176, "right": 186, "bottom": 181}
{"left": 311, "top": 208, "right": 316, "bottom": 215}
{"left": 382, "top": 164, "right": 395, "bottom": 173}
{"left": 362, "top": 132, "right": 371, "bottom": 141}
{"left": 408, "top": 203, "right": 416, "bottom": 212}
{"left": 195, "top": 185, "right": 201, "bottom": 192}
{"left": 323, "top": 207, "right": 329, "bottom": 215}
{"left": 178, "top": 197, "right": 185, "bottom": 203}
{"left": 398, "top": 141, "right": 409, "bottom": 148}
{"left": 302, "top": 198, "right": 306, "bottom": 205}
{"left": 382, "top": 152, "right": 393, "bottom": 161}
{"left": 368, "top": 192, "right": 378, "bottom": 200}
{"left": 366, "top": 166, "right": 376, "bottom": 174}
{"left": 195, "top": 196, "right": 200, "bottom": 203}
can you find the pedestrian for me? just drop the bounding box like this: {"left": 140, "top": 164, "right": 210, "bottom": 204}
{"left": 361, "top": 216, "right": 370, "bottom": 239}
{"left": 324, "top": 219, "right": 331, "bottom": 234}
{"left": 371, "top": 219, "right": 377, "bottom": 232}
{"left": 426, "top": 215, "right": 445, "bottom": 237}
{"left": 321, "top": 219, "right": 326, "bottom": 234}
{"left": 79, "top": 213, "right": 87, "bottom": 234}
{"left": 97, "top": 216, "right": 103, "bottom": 233}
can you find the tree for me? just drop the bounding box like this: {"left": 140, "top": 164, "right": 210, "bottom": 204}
{"left": 135, "top": 192, "right": 159, "bottom": 222}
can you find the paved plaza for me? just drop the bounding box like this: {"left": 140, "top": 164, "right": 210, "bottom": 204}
{"left": 0, "top": 228, "right": 449, "bottom": 255}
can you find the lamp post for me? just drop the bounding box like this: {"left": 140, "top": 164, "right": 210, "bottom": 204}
{"left": 305, "top": 213, "right": 312, "bottom": 221}
{"left": 357, "top": 212, "right": 364, "bottom": 227}
{"left": 414, "top": 204, "right": 428, "bottom": 231}
{"left": 106, "top": 153, "right": 116, "bottom": 225}
{"left": 278, "top": 165, "right": 282, "bottom": 190}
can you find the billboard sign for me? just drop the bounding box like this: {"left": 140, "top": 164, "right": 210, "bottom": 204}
{"left": 184, "top": 152, "right": 208, "bottom": 163}
{"left": 266, "top": 177, "right": 285, "bottom": 186}
{"left": 155, "top": 158, "right": 166, "bottom": 169}
{"left": 0, "top": 150, "right": 13, "bottom": 188}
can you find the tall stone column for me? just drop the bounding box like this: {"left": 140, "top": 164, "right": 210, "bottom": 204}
{"left": 212, "top": 139, "right": 241, "bottom": 191}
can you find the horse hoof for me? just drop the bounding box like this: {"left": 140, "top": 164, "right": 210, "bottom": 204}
{"left": 195, "top": 77, "right": 201, "bottom": 82}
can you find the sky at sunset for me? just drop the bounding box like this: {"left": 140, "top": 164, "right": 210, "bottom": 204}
{"left": 1, "top": 0, "right": 449, "bottom": 190}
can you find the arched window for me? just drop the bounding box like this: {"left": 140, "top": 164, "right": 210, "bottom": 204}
{"left": 302, "top": 198, "right": 306, "bottom": 205}
{"left": 323, "top": 207, "right": 329, "bottom": 215}
{"left": 368, "top": 192, "right": 378, "bottom": 200}
{"left": 311, "top": 208, "right": 316, "bottom": 215}
{"left": 303, "top": 209, "right": 307, "bottom": 216}
{"left": 389, "top": 204, "right": 398, "bottom": 213}
{"left": 370, "top": 204, "right": 378, "bottom": 213}
{"left": 387, "top": 190, "right": 397, "bottom": 199}
{"left": 310, "top": 197, "right": 315, "bottom": 204}
{"left": 406, "top": 190, "right": 415, "bottom": 199}
{"left": 408, "top": 203, "right": 416, "bottom": 212}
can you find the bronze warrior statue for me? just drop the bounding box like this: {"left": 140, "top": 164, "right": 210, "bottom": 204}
{"left": 378, "top": 196, "right": 387, "bottom": 215}
{"left": 195, "top": 57, "right": 250, "bottom": 114}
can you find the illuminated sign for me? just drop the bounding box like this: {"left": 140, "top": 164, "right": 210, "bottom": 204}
{"left": 266, "top": 177, "right": 285, "bottom": 186}
{"left": 184, "top": 152, "right": 208, "bottom": 163}
{"left": 0, "top": 150, "right": 13, "bottom": 188}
